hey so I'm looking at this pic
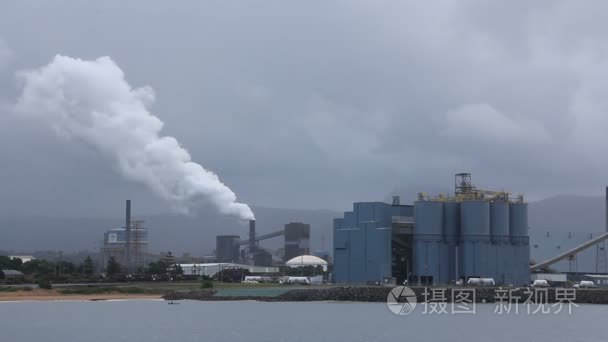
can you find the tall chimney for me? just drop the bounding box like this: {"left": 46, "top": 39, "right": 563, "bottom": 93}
{"left": 125, "top": 200, "right": 131, "bottom": 272}
{"left": 249, "top": 219, "right": 256, "bottom": 253}
{"left": 605, "top": 187, "right": 607, "bottom": 232}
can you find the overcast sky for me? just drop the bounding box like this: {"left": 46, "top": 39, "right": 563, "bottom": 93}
{"left": 1, "top": 1, "right": 608, "bottom": 218}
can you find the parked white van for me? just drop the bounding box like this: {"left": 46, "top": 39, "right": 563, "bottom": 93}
{"left": 467, "top": 277, "right": 495, "bottom": 286}
{"left": 531, "top": 279, "right": 550, "bottom": 287}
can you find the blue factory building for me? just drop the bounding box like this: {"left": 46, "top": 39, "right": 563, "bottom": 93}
{"left": 333, "top": 174, "right": 530, "bottom": 286}
{"left": 333, "top": 200, "right": 414, "bottom": 283}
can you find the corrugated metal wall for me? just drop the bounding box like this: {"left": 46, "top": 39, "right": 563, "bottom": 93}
{"left": 444, "top": 201, "right": 460, "bottom": 282}
{"left": 510, "top": 202, "right": 530, "bottom": 285}
{"left": 413, "top": 200, "right": 449, "bottom": 284}
{"left": 333, "top": 196, "right": 530, "bottom": 285}
{"left": 460, "top": 200, "right": 491, "bottom": 280}
{"left": 490, "top": 201, "right": 509, "bottom": 283}
{"left": 333, "top": 203, "right": 401, "bottom": 283}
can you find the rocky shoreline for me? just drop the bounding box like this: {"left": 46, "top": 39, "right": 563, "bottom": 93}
{"left": 163, "top": 286, "right": 608, "bottom": 304}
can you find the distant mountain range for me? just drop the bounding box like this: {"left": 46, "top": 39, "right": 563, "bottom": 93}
{"left": 1, "top": 194, "right": 606, "bottom": 256}
{"left": 528, "top": 195, "right": 607, "bottom": 234}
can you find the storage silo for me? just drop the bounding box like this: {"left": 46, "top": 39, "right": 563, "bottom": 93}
{"left": 443, "top": 201, "right": 460, "bottom": 282}
{"left": 490, "top": 201, "right": 510, "bottom": 283}
{"left": 413, "top": 200, "right": 448, "bottom": 284}
{"left": 216, "top": 235, "right": 240, "bottom": 263}
{"left": 460, "top": 200, "right": 491, "bottom": 280}
{"left": 461, "top": 201, "right": 490, "bottom": 236}
{"left": 284, "top": 222, "right": 311, "bottom": 261}
{"left": 509, "top": 202, "right": 530, "bottom": 285}
{"left": 509, "top": 202, "right": 528, "bottom": 237}
{"left": 491, "top": 201, "right": 510, "bottom": 237}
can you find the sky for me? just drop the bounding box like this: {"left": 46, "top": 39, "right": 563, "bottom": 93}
{"left": 1, "top": 0, "right": 608, "bottom": 218}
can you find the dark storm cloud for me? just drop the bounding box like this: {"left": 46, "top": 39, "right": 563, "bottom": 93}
{"left": 1, "top": 0, "right": 608, "bottom": 216}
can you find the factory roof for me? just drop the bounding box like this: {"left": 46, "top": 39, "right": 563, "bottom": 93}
{"left": 285, "top": 255, "right": 328, "bottom": 267}
{"left": 2, "top": 269, "right": 24, "bottom": 276}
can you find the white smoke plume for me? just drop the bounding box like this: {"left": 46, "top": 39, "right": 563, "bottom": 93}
{"left": 14, "top": 55, "right": 254, "bottom": 220}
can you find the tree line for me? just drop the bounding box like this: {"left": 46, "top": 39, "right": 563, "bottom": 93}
{"left": 0, "top": 251, "right": 184, "bottom": 283}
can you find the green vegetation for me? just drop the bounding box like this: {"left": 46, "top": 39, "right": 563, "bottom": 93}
{"left": 146, "top": 251, "right": 183, "bottom": 279}
{"left": 1, "top": 254, "right": 103, "bottom": 284}
{"left": 0, "top": 255, "right": 23, "bottom": 270}
{"left": 106, "top": 256, "right": 121, "bottom": 276}
{"left": 0, "top": 286, "right": 18, "bottom": 292}
{"left": 213, "top": 268, "right": 250, "bottom": 283}
{"left": 37, "top": 279, "right": 53, "bottom": 290}
{"left": 83, "top": 256, "right": 95, "bottom": 276}
{"left": 201, "top": 280, "right": 213, "bottom": 289}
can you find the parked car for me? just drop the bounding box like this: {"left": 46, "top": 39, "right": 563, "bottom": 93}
{"left": 531, "top": 279, "right": 550, "bottom": 287}
{"left": 575, "top": 280, "right": 596, "bottom": 288}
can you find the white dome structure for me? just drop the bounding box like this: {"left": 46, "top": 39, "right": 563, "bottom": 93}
{"left": 285, "top": 255, "right": 328, "bottom": 271}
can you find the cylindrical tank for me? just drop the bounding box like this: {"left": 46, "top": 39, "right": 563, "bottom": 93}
{"left": 414, "top": 200, "right": 444, "bottom": 236}
{"left": 443, "top": 201, "right": 460, "bottom": 282}
{"left": 488, "top": 201, "right": 509, "bottom": 283}
{"left": 443, "top": 201, "right": 461, "bottom": 241}
{"left": 490, "top": 201, "right": 510, "bottom": 237}
{"left": 459, "top": 201, "right": 491, "bottom": 280}
{"left": 509, "top": 202, "right": 529, "bottom": 285}
{"left": 413, "top": 201, "right": 448, "bottom": 284}
{"left": 460, "top": 201, "right": 490, "bottom": 237}
{"left": 509, "top": 203, "right": 528, "bottom": 237}
{"left": 216, "top": 235, "right": 240, "bottom": 263}
{"left": 284, "top": 222, "right": 311, "bottom": 261}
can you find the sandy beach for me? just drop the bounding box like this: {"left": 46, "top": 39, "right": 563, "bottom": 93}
{"left": 0, "top": 289, "right": 162, "bottom": 301}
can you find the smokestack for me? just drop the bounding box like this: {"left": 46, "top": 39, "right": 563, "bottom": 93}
{"left": 605, "top": 187, "right": 607, "bottom": 232}
{"left": 249, "top": 220, "right": 256, "bottom": 253}
{"left": 126, "top": 200, "right": 131, "bottom": 272}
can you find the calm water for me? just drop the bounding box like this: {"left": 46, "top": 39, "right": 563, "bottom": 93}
{"left": 0, "top": 300, "right": 607, "bottom": 342}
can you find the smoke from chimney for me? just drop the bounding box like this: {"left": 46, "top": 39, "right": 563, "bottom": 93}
{"left": 14, "top": 55, "right": 254, "bottom": 220}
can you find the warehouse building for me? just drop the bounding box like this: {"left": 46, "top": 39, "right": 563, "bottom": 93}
{"left": 333, "top": 173, "right": 530, "bottom": 286}
{"left": 179, "top": 263, "right": 279, "bottom": 278}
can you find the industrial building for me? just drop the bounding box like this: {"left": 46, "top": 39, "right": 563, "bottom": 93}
{"left": 101, "top": 223, "right": 149, "bottom": 271}
{"left": 179, "top": 263, "right": 279, "bottom": 277}
{"left": 333, "top": 173, "right": 530, "bottom": 286}
{"left": 284, "top": 222, "right": 310, "bottom": 261}
{"left": 101, "top": 200, "right": 149, "bottom": 271}
{"left": 285, "top": 255, "right": 328, "bottom": 271}
{"left": 215, "top": 235, "right": 240, "bottom": 263}
{"left": 214, "top": 220, "right": 313, "bottom": 267}
{"left": 333, "top": 198, "right": 414, "bottom": 284}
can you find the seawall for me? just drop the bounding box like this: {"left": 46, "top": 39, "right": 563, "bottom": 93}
{"left": 163, "top": 286, "right": 608, "bottom": 304}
